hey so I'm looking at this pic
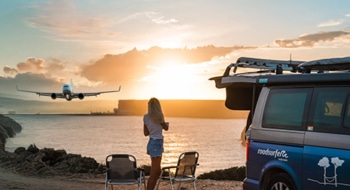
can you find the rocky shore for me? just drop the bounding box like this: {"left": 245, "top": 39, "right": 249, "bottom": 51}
{"left": 0, "top": 144, "right": 105, "bottom": 176}
{"left": 0, "top": 115, "right": 103, "bottom": 176}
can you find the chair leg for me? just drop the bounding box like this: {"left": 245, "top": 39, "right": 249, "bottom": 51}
{"left": 156, "top": 170, "right": 163, "bottom": 190}
{"left": 170, "top": 180, "right": 175, "bottom": 190}
{"left": 143, "top": 173, "right": 147, "bottom": 190}
{"left": 193, "top": 180, "right": 197, "bottom": 190}
{"left": 156, "top": 179, "right": 160, "bottom": 190}
{"left": 177, "top": 182, "right": 182, "bottom": 190}
{"left": 139, "top": 171, "right": 142, "bottom": 190}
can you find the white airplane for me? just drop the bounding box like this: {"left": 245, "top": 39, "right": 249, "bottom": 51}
{"left": 16, "top": 80, "right": 121, "bottom": 101}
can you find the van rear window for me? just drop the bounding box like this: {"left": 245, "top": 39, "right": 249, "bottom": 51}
{"left": 262, "top": 88, "right": 311, "bottom": 130}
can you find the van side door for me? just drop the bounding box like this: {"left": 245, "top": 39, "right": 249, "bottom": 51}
{"left": 303, "top": 86, "right": 350, "bottom": 190}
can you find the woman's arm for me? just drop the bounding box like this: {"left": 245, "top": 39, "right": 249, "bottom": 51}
{"left": 161, "top": 122, "right": 169, "bottom": 131}
{"left": 143, "top": 124, "right": 149, "bottom": 136}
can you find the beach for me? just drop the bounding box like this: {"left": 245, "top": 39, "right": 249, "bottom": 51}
{"left": 0, "top": 166, "right": 243, "bottom": 190}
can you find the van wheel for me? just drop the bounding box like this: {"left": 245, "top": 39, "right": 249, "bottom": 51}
{"left": 266, "top": 173, "right": 296, "bottom": 190}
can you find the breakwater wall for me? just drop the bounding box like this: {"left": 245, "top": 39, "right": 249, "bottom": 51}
{"left": 117, "top": 100, "right": 248, "bottom": 119}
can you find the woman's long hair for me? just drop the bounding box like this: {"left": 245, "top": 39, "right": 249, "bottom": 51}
{"left": 147, "top": 97, "right": 165, "bottom": 123}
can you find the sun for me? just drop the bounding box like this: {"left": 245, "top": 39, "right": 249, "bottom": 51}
{"left": 136, "top": 59, "right": 225, "bottom": 100}
{"left": 141, "top": 61, "right": 200, "bottom": 99}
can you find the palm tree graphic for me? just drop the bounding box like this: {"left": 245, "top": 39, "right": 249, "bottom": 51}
{"left": 331, "top": 157, "right": 344, "bottom": 187}
{"left": 318, "top": 157, "right": 330, "bottom": 185}
{"left": 317, "top": 157, "right": 344, "bottom": 186}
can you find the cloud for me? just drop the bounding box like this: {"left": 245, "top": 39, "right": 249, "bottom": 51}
{"left": 28, "top": 1, "right": 117, "bottom": 39}
{"left": 1, "top": 45, "right": 255, "bottom": 100}
{"left": 80, "top": 45, "right": 255, "bottom": 83}
{"left": 3, "top": 56, "right": 84, "bottom": 85}
{"left": 3, "top": 66, "right": 18, "bottom": 76}
{"left": 274, "top": 31, "right": 350, "bottom": 48}
{"left": 17, "top": 57, "right": 45, "bottom": 73}
{"left": 146, "top": 12, "right": 178, "bottom": 25}
{"left": 45, "top": 58, "right": 65, "bottom": 71}
{"left": 317, "top": 20, "right": 344, "bottom": 28}
{"left": 0, "top": 72, "right": 62, "bottom": 98}
{"left": 14, "top": 73, "right": 58, "bottom": 87}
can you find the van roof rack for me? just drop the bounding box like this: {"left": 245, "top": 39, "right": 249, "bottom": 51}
{"left": 223, "top": 56, "right": 350, "bottom": 77}
{"left": 298, "top": 56, "right": 350, "bottom": 72}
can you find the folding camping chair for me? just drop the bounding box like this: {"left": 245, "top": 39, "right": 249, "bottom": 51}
{"left": 156, "top": 151, "right": 199, "bottom": 190}
{"left": 105, "top": 154, "right": 146, "bottom": 190}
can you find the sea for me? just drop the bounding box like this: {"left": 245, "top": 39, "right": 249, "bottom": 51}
{"left": 5, "top": 115, "right": 246, "bottom": 175}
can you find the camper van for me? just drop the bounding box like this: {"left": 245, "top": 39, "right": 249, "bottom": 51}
{"left": 211, "top": 56, "right": 350, "bottom": 190}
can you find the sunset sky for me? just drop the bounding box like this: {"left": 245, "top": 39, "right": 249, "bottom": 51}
{"left": 1, "top": 0, "right": 350, "bottom": 101}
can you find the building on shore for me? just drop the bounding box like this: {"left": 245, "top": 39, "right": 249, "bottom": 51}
{"left": 114, "top": 100, "right": 248, "bottom": 119}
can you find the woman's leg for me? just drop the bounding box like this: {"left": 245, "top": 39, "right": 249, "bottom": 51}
{"left": 147, "top": 156, "right": 162, "bottom": 190}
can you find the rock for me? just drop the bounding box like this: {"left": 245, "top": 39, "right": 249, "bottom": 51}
{"left": 0, "top": 145, "right": 105, "bottom": 176}
{"left": 0, "top": 125, "right": 9, "bottom": 139}
{"left": 41, "top": 148, "right": 67, "bottom": 166}
{"left": 14, "top": 147, "right": 26, "bottom": 154}
{"left": 0, "top": 125, "right": 8, "bottom": 150}
{"left": 0, "top": 124, "right": 16, "bottom": 137}
{"left": 27, "top": 144, "right": 39, "bottom": 154}
{"left": 0, "top": 115, "right": 22, "bottom": 133}
{"left": 0, "top": 114, "right": 23, "bottom": 150}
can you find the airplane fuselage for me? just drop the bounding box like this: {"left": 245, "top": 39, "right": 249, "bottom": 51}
{"left": 62, "top": 84, "right": 73, "bottom": 101}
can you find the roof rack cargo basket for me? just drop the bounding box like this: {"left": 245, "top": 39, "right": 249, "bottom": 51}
{"left": 222, "top": 56, "right": 350, "bottom": 77}
{"left": 229, "top": 57, "right": 304, "bottom": 75}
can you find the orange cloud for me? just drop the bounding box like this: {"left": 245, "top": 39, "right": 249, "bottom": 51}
{"left": 275, "top": 31, "right": 350, "bottom": 48}
{"left": 44, "top": 58, "right": 66, "bottom": 72}
{"left": 17, "top": 57, "right": 45, "bottom": 73}
{"left": 80, "top": 45, "right": 254, "bottom": 83}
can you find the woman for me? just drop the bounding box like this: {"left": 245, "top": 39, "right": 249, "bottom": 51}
{"left": 143, "top": 97, "right": 169, "bottom": 190}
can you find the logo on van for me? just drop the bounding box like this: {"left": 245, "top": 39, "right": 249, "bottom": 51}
{"left": 308, "top": 157, "right": 350, "bottom": 187}
{"left": 257, "top": 148, "right": 288, "bottom": 161}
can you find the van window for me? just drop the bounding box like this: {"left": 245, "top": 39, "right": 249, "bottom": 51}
{"left": 262, "top": 88, "right": 311, "bottom": 130}
{"left": 311, "top": 87, "right": 350, "bottom": 134}
{"left": 344, "top": 96, "right": 350, "bottom": 128}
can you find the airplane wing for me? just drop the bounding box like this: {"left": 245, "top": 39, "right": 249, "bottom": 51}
{"left": 73, "top": 85, "right": 122, "bottom": 97}
{"left": 16, "top": 86, "right": 65, "bottom": 98}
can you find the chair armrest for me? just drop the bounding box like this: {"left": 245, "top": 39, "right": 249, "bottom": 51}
{"left": 161, "top": 165, "right": 178, "bottom": 170}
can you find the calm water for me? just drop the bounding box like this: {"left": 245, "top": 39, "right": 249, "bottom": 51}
{"left": 5, "top": 115, "right": 246, "bottom": 175}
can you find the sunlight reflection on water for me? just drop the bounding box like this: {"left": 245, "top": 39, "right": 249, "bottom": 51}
{"left": 6, "top": 115, "right": 246, "bottom": 175}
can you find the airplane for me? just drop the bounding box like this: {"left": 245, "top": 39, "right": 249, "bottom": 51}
{"left": 16, "top": 79, "right": 121, "bottom": 101}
